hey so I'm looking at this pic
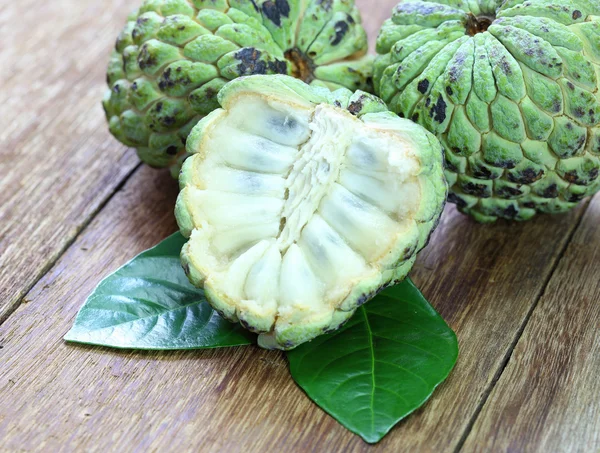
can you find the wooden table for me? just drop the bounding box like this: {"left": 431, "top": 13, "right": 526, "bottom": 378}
{"left": 1, "top": 1, "right": 599, "bottom": 451}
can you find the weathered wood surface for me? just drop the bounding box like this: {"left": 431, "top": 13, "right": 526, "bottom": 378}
{"left": 462, "top": 195, "right": 600, "bottom": 453}
{"left": 0, "top": 0, "right": 140, "bottom": 322}
{"left": 1, "top": 0, "right": 600, "bottom": 452}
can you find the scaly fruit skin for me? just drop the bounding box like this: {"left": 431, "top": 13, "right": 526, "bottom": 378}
{"left": 104, "top": 0, "right": 374, "bottom": 176}
{"left": 374, "top": 0, "right": 600, "bottom": 222}
{"left": 175, "top": 75, "right": 447, "bottom": 349}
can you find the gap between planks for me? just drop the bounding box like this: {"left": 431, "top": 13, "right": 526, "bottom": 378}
{"left": 453, "top": 197, "right": 592, "bottom": 453}
{"left": 0, "top": 163, "right": 142, "bottom": 327}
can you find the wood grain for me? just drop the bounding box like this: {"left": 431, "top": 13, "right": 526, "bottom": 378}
{"left": 1, "top": 0, "right": 599, "bottom": 452}
{"left": 0, "top": 0, "right": 143, "bottom": 322}
{"left": 461, "top": 195, "right": 600, "bottom": 453}
{"left": 0, "top": 175, "right": 590, "bottom": 451}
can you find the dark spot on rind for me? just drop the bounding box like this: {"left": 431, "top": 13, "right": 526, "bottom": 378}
{"left": 508, "top": 168, "right": 544, "bottom": 184}
{"left": 137, "top": 44, "right": 157, "bottom": 70}
{"left": 503, "top": 205, "right": 519, "bottom": 219}
{"left": 205, "top": 88, "right": 216, "bottom": 99}
{"left": 417, "top": 79, "right": 429, "bottom": 94}
{"left": 566, "top": 193, "right": 586, "bottom": 202}
{"left": 541, "top": 184, "right": 559, "bottom": 198}
{"left": 262, "top": 0, "right": 291, "bottom": 27}
{"left": 563, "top": 168, "right": 599, "bottom": 184}
{"left": 448, "top": 192, "right": 468, "bottom": 208}
{"left": 462, "top": 182, "right": 490, "bottom": 197}
{"left": 430, "top": 96, "right": 447, "bottom": 123}
{"left": 240, "top": 319, "right": 263, "bottom": 334}
{"left": 331, "top": 20, "right": 350, "bottom": 46}
{"left": 235, "top": 48, "right": 287, "bottom": 76}
{"left": 444, "top": 159, "right": 459, "bottom": 173}
{"left": 497, "top": 185, "right": 524, "bottom": 198}
{"left": 472, "top": 164, "right": 493, "bottom": 179}
{"left": 446, "top": 86, "right": 454, "bottom": 96}
{"left": 573, "top": 10, "right": 582, "bottom": 20}
{"left": 347, "top": 101, "right": 363, "bottom": 116}
{"left": 166, "top": 146, "right": 178, "bottom": 155}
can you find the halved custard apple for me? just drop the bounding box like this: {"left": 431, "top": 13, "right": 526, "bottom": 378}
{"left": 176, "top": 75, "right": 447, "bottom": 349}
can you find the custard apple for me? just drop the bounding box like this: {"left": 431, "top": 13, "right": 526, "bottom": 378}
{"left": 104, "top": 0, "right": 374, "bottom": 176}
{"left": 374, "top": 0, "right": 600, "bottom": 222}
{"left": 175, "top": 75, "right": 447, "bottom": 349}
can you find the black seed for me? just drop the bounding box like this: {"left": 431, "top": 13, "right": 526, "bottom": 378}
{"left": 166, "top": 146, "right": 178, "bottom": 155}
{"left": 412, "top": 113, "right": 419, "bottom": 122}
{"left": 573, "top": 10, "right": 582, "bottom": 20}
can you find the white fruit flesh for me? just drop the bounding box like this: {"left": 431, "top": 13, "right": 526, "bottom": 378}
{"left": 180, "top": 93, "right": 425, "bottom": 341}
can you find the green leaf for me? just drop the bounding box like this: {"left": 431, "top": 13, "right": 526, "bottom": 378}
{"left": 65, "top": 233, "right": 256, "bottom": 350}
{"left": 287, "top": 279, "right": 458, "bottom": 443}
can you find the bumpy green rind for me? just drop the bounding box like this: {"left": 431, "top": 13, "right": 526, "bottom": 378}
{"left": 104, "top": 0, "right": 373, "bottom": 175}
{"left": 374, "top": 0, "right": 600, "bottom": 222}
{"left": 176, "top": 75, "right": 447, "bottom": 349}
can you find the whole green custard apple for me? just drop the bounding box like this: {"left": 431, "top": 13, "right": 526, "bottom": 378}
{"left": 175, "top": 75, "right": 447, "bottom": 349}
{"left": 104, "top": 0, "right": 375, "bottom": 176}
{"left": 374, "top": 0, "right": 600, "bottom": 222}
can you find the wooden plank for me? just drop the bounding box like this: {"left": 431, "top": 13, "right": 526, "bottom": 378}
{"left": 1, "top": 0, "right": 595, "bottom": 451}
{"left": 0, "top": 0, "right": 142, "bottom": 322}
{"left": 461, "top": 194, "right": 600, "bottom": 453}
{"left": 0, "top": 174, "right": 589, "bottom": 451}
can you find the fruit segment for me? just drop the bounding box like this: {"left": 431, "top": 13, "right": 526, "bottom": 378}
{"left": 177, "top": 75, "right": 447, "bottom": 349}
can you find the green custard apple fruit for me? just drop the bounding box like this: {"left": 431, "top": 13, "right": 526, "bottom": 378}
{"left": 104, "top": 0, "right": 374, "bottom": 176}
{"left": 175, "top": 75, "right": 447, "bottom": 349}
{"left": 374, "top": 0, "right": 600, "bottom": 222}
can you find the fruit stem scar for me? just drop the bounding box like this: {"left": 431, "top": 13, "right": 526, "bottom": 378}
{"left": 285, "top": 48, "right": 316, "bottom": 84}
{"left": 465, "top": 13, "right": 495, "bottom": 36}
